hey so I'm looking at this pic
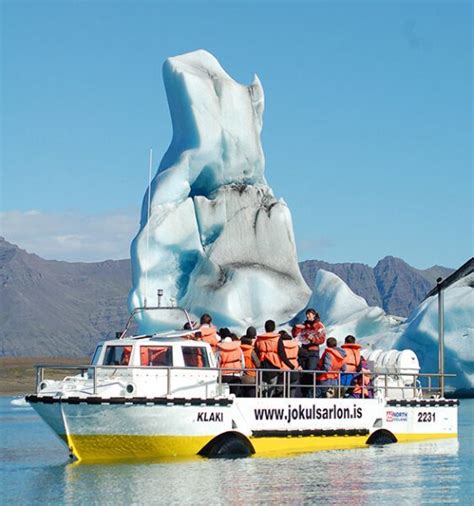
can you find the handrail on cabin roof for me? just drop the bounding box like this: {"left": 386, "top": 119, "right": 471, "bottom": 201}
{"left": 118, "top": 305, "right": 193, "bottom": 340}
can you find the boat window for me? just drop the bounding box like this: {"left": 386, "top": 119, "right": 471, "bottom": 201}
{"left": 140, "top": 346, "right": 172, "bottom": 366}
{"left": 90, "top": 345, "right": 103, "bottom": 365}
{"left": 183, "top": 347, "right": 209, "bottom": 368}
{"left": 103, "top": 345, "right": 132, "bottom": 366}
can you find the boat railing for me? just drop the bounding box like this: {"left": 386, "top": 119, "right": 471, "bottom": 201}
{"left": 118, "top": 305, "right": 193, "bottom": 339}
{"left": 33, "top": 364, "right": 456, "bottom": 399}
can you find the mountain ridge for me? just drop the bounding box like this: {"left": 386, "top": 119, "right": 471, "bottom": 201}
{"left": 0, "top": 237, "right": 454, "bottom": 356}
{"left": 299, "top": 256, "right": 454, "bottom": 317}
{"left": 0, "top": 237, "right": 131, "bottom": 357}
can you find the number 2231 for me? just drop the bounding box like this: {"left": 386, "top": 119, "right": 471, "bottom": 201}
{"left": 417, "top": 412, "right": 436, "bottom": 422}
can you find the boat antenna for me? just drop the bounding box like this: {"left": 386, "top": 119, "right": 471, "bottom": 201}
{"left": 144, "top": 147, "right": 153, "bottom": 308}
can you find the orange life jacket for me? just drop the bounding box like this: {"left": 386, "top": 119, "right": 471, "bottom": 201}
{"left": 352, "top": 384, "right": 369, "bottom": 397}
{"left": 199, "top": 325, "right": 218, "bottom": 352}
{"left": 241, "top": 343, "right": 257, "bottom": 377}
{"left": 352, "top": 368, "right": 371, "bottom": 397}
{"left": 342, "top": 343, "right": 362, "bottom": 373}
{"left": 279, "top": 339, "right": 299, "bottom": 370}
{"left": 255, "top": 332, "right": 280, "bottom": 368}
{"left": 318, "top": 347, "right": 345, "bottom": 381}
{"left": 217, "top": 341, "right": 242, "bottom": 374}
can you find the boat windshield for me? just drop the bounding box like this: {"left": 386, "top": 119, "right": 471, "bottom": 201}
{"left": 103, "top": 345, "right": 132, "bottom": 366}
{"left": 90, "top": 345, "right": 103, "bottom": 365}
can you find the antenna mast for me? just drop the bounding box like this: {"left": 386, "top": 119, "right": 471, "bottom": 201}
{"left": 144, "top": 148, "right": 153, "bottom": 308}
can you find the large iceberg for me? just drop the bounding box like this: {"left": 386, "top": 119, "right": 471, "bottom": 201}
{"left": 305, "top": 270, "right": 404, "bottom": 342}
{"left": 392, "top": 272, "right": 474, "bottom": 395}
{"left": 129, "top": 50, "right": 310, "bottom": 332}
{"left": 308, "top": 269, "right": 474, "bottom": 394}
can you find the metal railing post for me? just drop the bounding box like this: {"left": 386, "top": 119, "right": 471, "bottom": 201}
{"left": 36, "top": 366, "right": 41, "bottom": 393}
{"left": 255, "top": 369, "right": 263, "bottom": 398}
{"left": 437, "top": 278, "right": 445, "bottom": 397}
{"left": 167, "top": 368, "right": 171, "bottom": 395}
{"left": 93, "top": 367, "right": 97, "bottom": 395}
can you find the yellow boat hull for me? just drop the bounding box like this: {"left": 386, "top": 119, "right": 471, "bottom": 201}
{"left": 61, "top": 431, "right": 457, "bottom": 463}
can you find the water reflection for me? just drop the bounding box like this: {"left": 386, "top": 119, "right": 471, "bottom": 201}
{"left": 45, "top": 439, "right": 460, "bottom": 505}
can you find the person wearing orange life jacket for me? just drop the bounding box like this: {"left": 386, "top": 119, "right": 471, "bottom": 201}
{"left": 255, "top": 320, "right": 281, "bottom": 386}
{"left": 340, "top": 335, "right": 362, "bottom": 387}
{"left": 198, "top": 313, "right": 219, "bottom": 352}
{"left": 216, "top": 334, "right": 244, "bottom": 396}
{"left": 277, "top": 331, "right": 300, "bottom": 370}
{"left": 277, "top": 330, "right": 301, "bottom": 397}
{"left": 317, "top": 337, "right": 346, "bottom": 398}
{"left": 349, "top": 357, "right": 373, "bottom": 399}
{"left": 240, "top": 327, "right": 261, "bottom": 397}
{"left": 292, "top": 308, "right": 326, "bottom": 397}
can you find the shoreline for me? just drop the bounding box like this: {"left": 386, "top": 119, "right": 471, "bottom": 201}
{"left": 0, "top": 357, "right": 88, "bottom": 395}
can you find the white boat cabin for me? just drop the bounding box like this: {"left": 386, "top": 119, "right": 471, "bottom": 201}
{"left": 39, "top": 331, "right": 223, "bottom": 399}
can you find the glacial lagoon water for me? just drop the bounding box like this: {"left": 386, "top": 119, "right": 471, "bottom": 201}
{"left": 1, "top": 397, "right": 473, "bottom": 505}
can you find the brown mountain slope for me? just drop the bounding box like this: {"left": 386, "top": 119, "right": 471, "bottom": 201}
{"left": 0, "top": 237, "right": 131, "bottom": 357}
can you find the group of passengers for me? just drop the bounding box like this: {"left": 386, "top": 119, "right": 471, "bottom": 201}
{"left": 186, "top": 309, "right": 372, "bottom": 399}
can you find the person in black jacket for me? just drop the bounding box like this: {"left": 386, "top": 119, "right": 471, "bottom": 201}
{"left": 278, "top": 330, "right": 300, "bottom": 397}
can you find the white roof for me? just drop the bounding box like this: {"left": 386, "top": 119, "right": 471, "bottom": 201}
{"left": 101, "top": 330, "right": 209, "bottom": 348}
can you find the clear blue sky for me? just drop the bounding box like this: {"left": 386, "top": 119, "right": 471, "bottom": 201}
{"left": 1, "top": 0, "right": 472, "bottom": 268}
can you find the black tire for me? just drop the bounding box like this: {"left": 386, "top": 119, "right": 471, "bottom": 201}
{"left": 366, "top": 429, "right": 397, "bottom": 445}
{"left": 199, "top": 432, "right": 255, "bottom": 458}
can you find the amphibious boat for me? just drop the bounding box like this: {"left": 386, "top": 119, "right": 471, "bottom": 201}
{"left": 26, "top": 306, "right": 458, "bottom": 463}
